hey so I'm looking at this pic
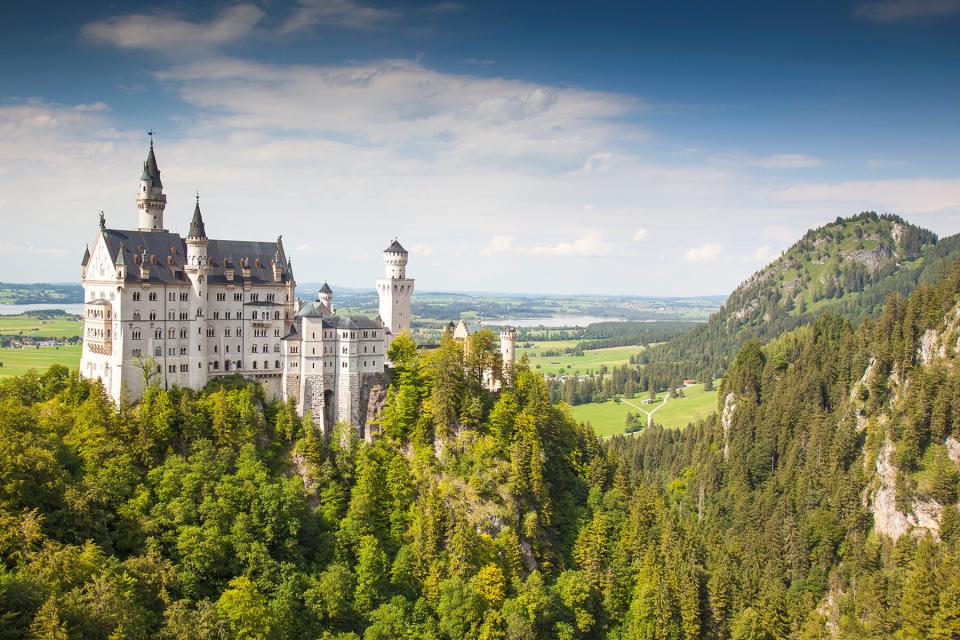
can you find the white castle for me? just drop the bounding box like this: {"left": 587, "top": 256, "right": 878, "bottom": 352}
{"left": 80, "top": 139, "right": 516, "bottom": 433}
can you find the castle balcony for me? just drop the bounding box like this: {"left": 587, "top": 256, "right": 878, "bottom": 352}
{"left": 84, "top": 300, "right": 114, "bottom": 354}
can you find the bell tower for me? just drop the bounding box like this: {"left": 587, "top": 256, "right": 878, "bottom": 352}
{"left": 136, "top": 132, "right": 167, "bottom": 231}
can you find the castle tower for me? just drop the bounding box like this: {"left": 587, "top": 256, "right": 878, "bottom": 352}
{"left": 136, "top": 136, "right": 167, "bottom": 231}
{"left": 376, "top": 239, "right": 414, "bottom": 342}
{"left": 318, "top": 282, "right": 333, "bottom": 310}
{"left": 500, "top": 326, "right": 517, "bottom": 386}
{"left": 185, "top": 195, "right": 209, "bottom": 389}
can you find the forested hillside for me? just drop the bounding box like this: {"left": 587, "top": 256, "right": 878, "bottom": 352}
{"left": 2, "top": 253, "right": 960, "bottom": 639}
{"left": 640, "top": 212, "right": 960, "bottom": 389}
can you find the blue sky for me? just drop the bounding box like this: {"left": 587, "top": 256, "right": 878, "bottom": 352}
{"left": 1, "top": 0, "right": 958, "bottom": 295}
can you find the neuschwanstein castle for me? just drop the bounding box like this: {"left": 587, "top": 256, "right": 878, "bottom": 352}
{"left": 80, "top": 140, "right": 516, "bottom": 433}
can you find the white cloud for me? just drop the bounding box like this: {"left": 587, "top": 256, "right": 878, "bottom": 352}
{"left": 0, "top": 243, "right": 69, "bottom": 256}
{"left": 480, "top": 232, "right": 613, "bottom": 257}
{"left": 854, "top": 0, "right": 960, "bottom": 21}
{"left": 282, "top": 0, "right": 400, "bottom": 33}
{"left": 411, "top": 243, "right": 434, "bottom": 255}
{"left": 752, "top": 245, "right": 776, "bottom": 262}
{"left": 745, "top": 154, "right": 822, "bottom": 169}
{"left": 771, "top": 178, "right": 960, "bottom": 214}
{"left": 632, "top": 228, "right": 648, "bottom": 242}
{"left": 685, "top": 242, "right": 722, "bottom": 263}
{"left": 83, "top": 5, "right": 265, "bottom": 54}
{"left": 481, "top": 236, "right": 515, "bottom": 256}
{"left": 529, "top": 231, "right": 613, "bottom": 257}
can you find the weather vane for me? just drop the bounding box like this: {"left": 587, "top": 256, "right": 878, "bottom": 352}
{"left": 147, "top": 129, "right": 155, "bottom": 146}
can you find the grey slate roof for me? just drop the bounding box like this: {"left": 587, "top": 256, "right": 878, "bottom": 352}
{"left": 384, "top": 239, "right": 407, "bottom": 254}
{"left": 319, "top": 282, "right": 332, "bottom": 294}
{"left": 322, "top": 315, "right": 382, "bottom": 330}
{"left": 81, "top": 246, "right": 90, "bottom": 267}
{"left": 188, "top": 201, "right": 207, "bottom": 239}
{"left": 100, "top": 228, "right": 293, "bottom": 286}
{"left": 141, "top": 144, "right": 162, "bottom": 188}
{"left": 281, "top": 323, "right": 300, "bottom": 341}
{"left": 295, "top": 300, "right": 330, "bottom": 318}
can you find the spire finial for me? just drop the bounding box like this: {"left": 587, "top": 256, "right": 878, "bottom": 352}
{"left": 99, "top": 211, "right": 105, "bottom": 229}
{"left": 147, "top": 129, "right": 155, "bottom": 147}
{"left": 195, "top": 190, "right": 200, "bottom": 205}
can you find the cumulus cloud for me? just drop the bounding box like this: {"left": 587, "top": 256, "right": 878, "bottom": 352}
{"left": 83, "top": 4, "right": 265, "bottom": 53}
{"left": 529, "top": 231, "right": 613, "bottom": 257}
{"left": 411, "top": 243, "right": 434, "bottom": 255}
{"left": 632, "top": 228, "right": 648, "bottom": 242}
{"left": 685, "top": 242, "right": 722, "bottom": 263}
{"left": 480, "top": 232, "right": 613, "bottom": 257}
{"left": 745, "top": 154, "right": 822, "bottom": 169}
{"left": 854, "top": 0, "right": 960, "bottom": 21}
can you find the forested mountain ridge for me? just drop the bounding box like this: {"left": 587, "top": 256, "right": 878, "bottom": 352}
{"left": 641, "top": 212, "right": 959, "bottom": 389}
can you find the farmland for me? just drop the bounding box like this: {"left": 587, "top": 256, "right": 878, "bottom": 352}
{"left": 568, "top": 380, "right": 721, "bottom": 436}
{"left": 0, "top": 344, "right": 82, "bottom": 377}
{"left": 519, "top": 340, "right": 645, "bottom": 376}
{"left": 0, "top": 314, "right": 82, "bottom": 339}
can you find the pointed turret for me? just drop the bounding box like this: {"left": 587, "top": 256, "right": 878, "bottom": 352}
{"left": 188, "top": 195, "right": 207, "bottom": 239}
{"left": 115, "top": 243, "right": 126, "bottom": 266}
{"left": 318, "top": 282, "right": 333, "bottom": 310}
{"left": 81, "top": 246, "right": 90, "bottom": 267}
{"left": 136, "top": 135, "right": 167, "bottom": 231}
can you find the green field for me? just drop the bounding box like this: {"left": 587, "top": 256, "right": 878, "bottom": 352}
{"left": 0, "top": 344, "right": 82, "bottom": 377}
{"left": 520, "top": 341, "right": 645, "bottom": 375}
{"left": 0, "top": 314, "right": 82, "bottom": 339}
{"left": 568, "top": 381, "right": 721, "bottom": 436}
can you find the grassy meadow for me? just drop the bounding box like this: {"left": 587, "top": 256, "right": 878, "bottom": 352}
{"left": 0, "top": 344, "right": 82, "bottom": 377}
{"left": 519, "top": 340, "right": 645, "bottom": 375}
{"left": 568, "top": 380, "right": 721, "bottom": 436}
{"left": 0, "top": 314, "right": 82, "bottom": 339}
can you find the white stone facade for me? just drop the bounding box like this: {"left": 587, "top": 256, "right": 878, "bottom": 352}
{"left": 80, "top": 142, "right": 412, "bottom": 432}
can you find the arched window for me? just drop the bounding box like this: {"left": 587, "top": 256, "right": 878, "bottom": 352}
{"left": 252, "top": 310, "right": 258, "bottom": 320}
{"left": 133, "top": 311, "right": 141, "bottom": 320}
{"left": 252, "top": 361, "right": 257, "bottom": 369}
{"left": 275, "top": 360, "right": 280, "bottom": 369}
{"left": 213, "top": 361, "right": 219, "bottom": 370}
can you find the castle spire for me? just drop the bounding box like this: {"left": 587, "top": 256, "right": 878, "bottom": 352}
{"left": 188, "top": 192, "right": 207, "bottom": 239}
{"left": 136, "top": 133, "right": 167, "bottom": 231}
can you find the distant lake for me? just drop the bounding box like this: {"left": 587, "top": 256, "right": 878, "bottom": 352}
{"left": 486, "top": 316, "right": 623, "bottom": 328}
{"left": 0, "top": 303, "right": 84, "bottom": 316}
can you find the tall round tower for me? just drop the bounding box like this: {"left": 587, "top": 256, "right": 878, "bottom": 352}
{"left": 376, "top": 238, "right": 414, "bottom": 343}
{"left": 136, "top": 136, "right": 167, "bottom": 231}
{"left": 500, "top": 326, "right": 517, "bottom": 386}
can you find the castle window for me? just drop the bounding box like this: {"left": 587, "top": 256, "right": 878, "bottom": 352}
{"left": 133, "top": 292, "right": 141, "bottom": 301}
{"left": 342, "top": 361, "right": 347, "bottom": 368}
{"left": 169, "top": 365, "right": 175, "bottom": 373}
{"left": 364, "top": 346, "right": 367, "bottom": 353}
{"left": 207, "top": 328, "right": 215, "bottom": 337}
{"left": 196, "top": 308, "right": 203, "bottom": 317}
{"left": 253, "top": 361, "right": 257, "bottom": 369}
{"left": 214, "top": 345, "right": 218, "bottom": 353}
{"left": 132, "top": 348, "right": 141, "bottom": 357}
{"left": 274, "top": 311, "right": 280, "bottom": 320}
{"left": 262, "top": 344, "right": 268, "bottom": 353}
{"left": 180, "top": 292, "right": 188, "bottom": 301}
{"left": 234, "top": 293, "right": 242, "bottom": 301}
{"left": 149, "top": 292, "right": 157, "bottom": 301}
{"left": 181, "top": 328, "right": 187, "bottom": 339}
{"left": 213, "top": 361, "right": 219, "bottom": 370}
{"left": 216, "top": 293, "right": 226, "bottom": 301}
{"left": 274, "top": 344, "right": 280, "bottom": 353}
{"left": 154, "top": 329, "right": 162, "bottom": 339}
{"left": 252, "top": 311, "right": 258, "bottom": 320}
{"left": 132, "top": 330, "right": 141, "bottom": 340}
{"left": 236, "top": 328, "right": 242, "bottom": 337}
{"left": 149, "top": 312, "right": 157, "bottom": 321}
{"left": 181, "top": 364, "right": 189, "bottom": 372}
{"left": 168, "top": 311, "right": 175, "bottom": 320}
{"left": 226, "top": 311, "right": 231, "bottom": 320}
{"left": 155, "top": 347, "right": 161, "bottom": 356}
{"left": 168, "top": 347, "right": 175, "bottom": 356}
{"left": 364, "top": 331, "right": 368, "bottom": 338}
{"left": 274, "top": 329, "right": 280, "bottom": 337}
{"left": 180, "top": 312, "right": 188, "bottom": 320}
{"left": 213, "top": 311, "right": 220, "bottom": 319}
{"left": 169, "top": 292, "right": 175, "bottom": 302}
{"left": 250, "top": 293, "right": 259, "bottom": 302}
{"left": 266, "top": 293, "right": 275, "bottom": 302}
{"left": 252, "top": 345, "right": 258, "bottom": 353}
{"left": 180, "top": 346, "right": 187, "bottom": 355}
{"left": 226, "top": 345, "right": 230, "bottom": 352}
{"left": 224, "top": 361, "right": 230, "bottom": 371}
{"left": 167, "top": 328, "right": 175, "bottom": 339}
{"left": 133, "top": 311, "right": 141, "bottom": 321}
{"left": 275, "top": 360, "right": 280, "bottom": 369}
{"left": 372, "top": 346, "right": 376, "bottom": 353}
{"left": 225, "top": 328, "right": 231, "bottom": 337}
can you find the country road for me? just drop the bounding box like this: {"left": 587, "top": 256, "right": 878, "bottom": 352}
{"left": 621, "top": 394, "right": 669, "bottom": 427}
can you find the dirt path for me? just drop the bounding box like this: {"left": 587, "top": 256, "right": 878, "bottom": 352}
{"left": 622, "top": 394, "right": 669, "bottom": 427}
